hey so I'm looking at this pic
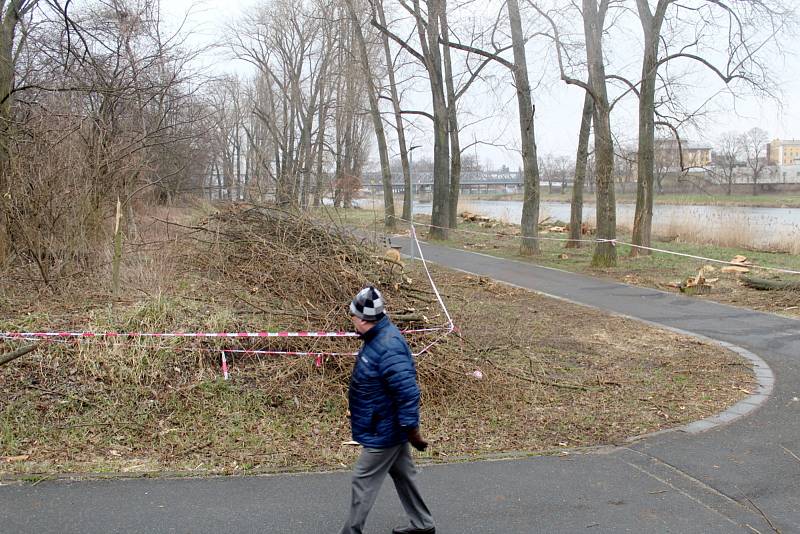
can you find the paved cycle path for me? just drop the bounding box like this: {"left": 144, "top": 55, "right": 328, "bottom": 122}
{"left": 2, "top": 238, "right": 799, "bottom": 533}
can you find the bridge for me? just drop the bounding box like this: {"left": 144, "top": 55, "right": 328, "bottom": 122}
{"left": 360, "top": 170, "right": 570, "bottom": 194}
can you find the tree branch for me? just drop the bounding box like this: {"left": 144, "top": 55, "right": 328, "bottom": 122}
{"left": 0, "top": 343, "right": 39, "bottom": 367}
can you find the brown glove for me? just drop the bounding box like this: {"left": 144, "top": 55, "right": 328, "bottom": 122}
{"left": 408, "top": 427, "right": 429, "bottom": 452}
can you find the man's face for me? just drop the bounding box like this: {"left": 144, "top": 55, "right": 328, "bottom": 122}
{"left": 350, "top": 314, "right": 374, "bottom": 335}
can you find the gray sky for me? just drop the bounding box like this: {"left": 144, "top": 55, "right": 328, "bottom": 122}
{"left": 165, "top": 0, "right": 800, "bottom": 168}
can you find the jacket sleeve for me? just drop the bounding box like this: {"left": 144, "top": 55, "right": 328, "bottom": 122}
{"left": 378, "top": 335, "right": 420, "bottom": 429}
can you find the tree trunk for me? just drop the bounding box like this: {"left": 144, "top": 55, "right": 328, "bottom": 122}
{"left": 0, "top": 2, "right": 21, "bottom": 184}
{"left": 742, "top": 276, "right": 800, "bottom": 291}
{"left": 312, "top": 82, "right": 330, "bottom": 208}
{"left": 508, "top": 0, "right": 541, "bottom": 256}
{"left": 215, "top": 162, "right": 223, "bottom": 199}
{"left": 245, "top": 128, "right": 254, "bottom": 201}
{"left": 567, "top": 90, "right": 593, "bottom": 248}
{"left": 440, "top": 6, "right": 461, "bottom": 230}
{"left": 419, "top": 0, "right": 450, "bottom": 240}
{"left": 345, "top": 0, "right": 395, "bottom": 229}
{"left": 376, "top": 0, "right": 412, "bottom": 222}
{"left": 630, "top": 0, "right": 667, "bottom": 256}
{"left": 299, "top": 118, "right": 314, "bottom": 209}
{"left": 235, "top": 123, "right": 242, "bottom": 201}
{"left": 584, "top": 0, "right": 616, "bottom": 267}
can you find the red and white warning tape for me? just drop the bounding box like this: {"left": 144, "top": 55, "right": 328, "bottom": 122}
{"left": 410, "top": 224, "right": 455, "bottom": 332}
{"left": 0, "top": 326, "right": 446, "bottom": 341}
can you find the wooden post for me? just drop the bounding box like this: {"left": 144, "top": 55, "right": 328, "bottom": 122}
{"left": 112, "top": 197, "right": 123, "bottom": 297}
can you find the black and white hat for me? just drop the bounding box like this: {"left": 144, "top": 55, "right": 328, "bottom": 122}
{"left": 350, "top": 286, "right": 385, "bottom": 321}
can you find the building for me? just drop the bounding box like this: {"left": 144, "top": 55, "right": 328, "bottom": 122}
{"left": 652, "top": 138, "right": 712, "bottom": 171}
{"left": 766, "top": 139, "right": 800, "bottom": 166}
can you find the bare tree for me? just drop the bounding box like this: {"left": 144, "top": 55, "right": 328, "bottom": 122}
{"left": 230, "top": 0, "right": 350, "bottom": 208}
{"left": 581, "top": 0, "right": 616, "bottom": 267}
{"left": 629, "top": 0, "right": 670, "bottom": 256}
{"left": 439, "top": 2, "right": 462, "bottom": 231}
{"left": 507, "top": 0, "right": 541, "bottom": 256}
{"left": 438, "top": 0, "right": 542, "bottom": 254}
{"left": 629, "top": 0, "right": 792, "bottom": 254}
{"left": 741, "top": 127, "right": 769, "bottom": 195}
{"left": 711, "top": 131, "right": 742, "bottom": 196}
{"left": 533, "top": 0, "right": 617, "bottom": 266}
{"left": 1, "top": 0, "right": 209, "bottom": 285}
{"left": 371, "top": 0, "right": 451, "bottom": 239}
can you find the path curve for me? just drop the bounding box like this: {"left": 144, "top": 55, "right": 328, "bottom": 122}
{"left": 1, "top": 238, "right": 798, "bottom": 533}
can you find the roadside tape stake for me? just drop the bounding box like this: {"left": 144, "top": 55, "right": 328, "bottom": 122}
{"left": 221, "top": 351, "right": 229, "bottom": 380}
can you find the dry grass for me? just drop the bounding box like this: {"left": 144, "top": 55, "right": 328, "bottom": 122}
{"left": 0, "top": 203, "right": 755, "bottom": 477}
{"left": 651, "top": 211, "right": 800, "bottom": 254}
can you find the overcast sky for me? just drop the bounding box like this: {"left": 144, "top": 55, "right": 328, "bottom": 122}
{"left": 164, "top": 0, "right": 800, "bottom": 169}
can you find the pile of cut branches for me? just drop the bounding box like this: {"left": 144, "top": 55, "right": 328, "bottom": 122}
{"left": 188, "top": 204, "right": 438, "bottom": 331}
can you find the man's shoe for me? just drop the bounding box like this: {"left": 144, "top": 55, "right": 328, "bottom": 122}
{"left": 391, "top": 526, "right": 435, "bottom": 534}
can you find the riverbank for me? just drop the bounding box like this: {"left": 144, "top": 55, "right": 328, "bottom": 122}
{"left": 403, "top": 197, "right": 800, "bottom": 254}
{"left": 335, "top": 207, "right": 800, "bottom": 318}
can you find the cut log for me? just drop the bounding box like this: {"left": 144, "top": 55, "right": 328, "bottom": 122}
{"left": 679, "top": 268, "right": 715, "bottom": 295}
{"left": 741, "top": 277, "right": 800, "bottom": 291}
{"left": 680, "top": 283, "right": 712, "bottom": 295}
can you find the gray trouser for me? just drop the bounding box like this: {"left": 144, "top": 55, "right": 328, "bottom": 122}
{"left": 340, "top": 442, "right": 434, "bottom": 534}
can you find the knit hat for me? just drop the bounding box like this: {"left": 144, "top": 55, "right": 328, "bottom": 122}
{"left": 349, "top": 286, "right": 385, "bottom": 321}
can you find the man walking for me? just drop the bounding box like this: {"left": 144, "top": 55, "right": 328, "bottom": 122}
{"left": 340, "top": 286, "right": 436, "bottom": 534}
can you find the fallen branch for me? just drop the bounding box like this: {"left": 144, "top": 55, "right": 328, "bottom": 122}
{"left": 404, "top": 292, "right": 435, "bottom": 304}
{"left": 392, "top": 313, "right": 425, "bottom": 323}
{"left": 781, "top": 445, "right": 800, "bottom": 464}
{"left": 740, "top": 491, "right": 782, "bottom": 534}
{"left": 0, "top": 343, "right": 39, "bottom": 367}
{"left": 376, "top": 256, "right": 404, "bottom": 269}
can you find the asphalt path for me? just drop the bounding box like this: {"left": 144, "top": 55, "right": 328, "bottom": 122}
{"left": 2, "top": 237, "right": 799, "bottom": 534}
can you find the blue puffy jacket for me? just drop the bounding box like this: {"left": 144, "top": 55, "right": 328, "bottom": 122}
{"left": 348, "top": 316, "right": 421, "bottom": 448}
